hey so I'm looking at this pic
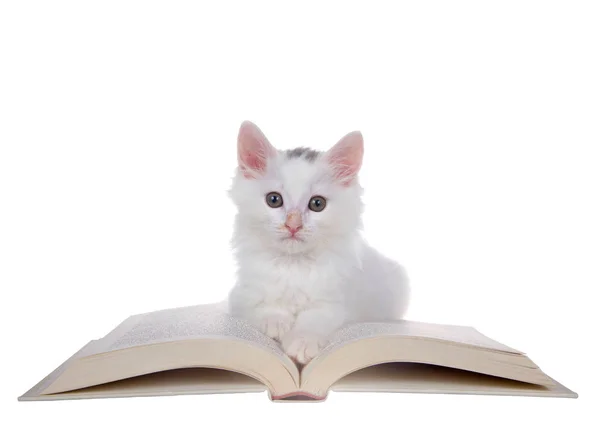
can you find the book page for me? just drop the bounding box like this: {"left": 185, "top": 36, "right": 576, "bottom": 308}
{"left": 331, "top": 363, "right": 577, "bottom": 398}
{"left": 21, "top": 368, "right": 268, "bottom": 401}
{"left": 23, "top": 303, "right": 302, "bottom": 397}
{"left": 89, "top": 302, "right": 288, "bottom": 360}
{"left": 320, "top": 320, "right": 522, "bottom": 356}
{"left": 300, "top": 320, "right": 532, "bottom": 395}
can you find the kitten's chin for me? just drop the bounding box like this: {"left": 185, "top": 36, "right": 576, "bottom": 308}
{"left": 276, "top": 236, "right": 313, "bottom": 254}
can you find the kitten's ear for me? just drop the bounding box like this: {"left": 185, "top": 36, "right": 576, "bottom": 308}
{"left": 237, "top": 121, "right": 276, "bottom": 179}
{"left": 325, "top": 131, "right": 364, "bottom": 185}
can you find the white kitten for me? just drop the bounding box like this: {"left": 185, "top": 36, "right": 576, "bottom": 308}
{"left": 228, "top": 121, "right": 409, "bottom": 364}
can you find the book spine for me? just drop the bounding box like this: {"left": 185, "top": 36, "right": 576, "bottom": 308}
{"left": 269, "top": 391, "right": 327, "bottom": 402}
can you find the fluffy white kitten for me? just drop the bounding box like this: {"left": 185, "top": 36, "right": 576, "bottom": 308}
{"left": 228, "top": 121, "right": 409, "bottom": 364}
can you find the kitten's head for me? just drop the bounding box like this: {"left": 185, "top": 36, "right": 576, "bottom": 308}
{"left": 230, "top": 121, "right": 364, "bottom": 254}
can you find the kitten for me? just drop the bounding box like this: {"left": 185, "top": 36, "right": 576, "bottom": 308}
{"left": 228, "top": 121, "right": 409, "bottom": 364}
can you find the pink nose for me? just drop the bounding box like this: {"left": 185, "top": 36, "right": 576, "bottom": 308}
{"left": 285, "top": 224, "right": 302, "bottom": 235}
{"left": 285, "top": 212, "right": 303, "bottom": 235}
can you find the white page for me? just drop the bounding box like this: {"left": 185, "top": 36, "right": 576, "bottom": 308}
{"left": 320, "top": 319, "right": 522, "bottom": 355}
{"left": 89, "top": 303, "right": 288, "bottom": 360}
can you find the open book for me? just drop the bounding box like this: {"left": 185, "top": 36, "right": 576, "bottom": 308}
{"left": 19, "top": 303, "right": 577, "bottom": 402}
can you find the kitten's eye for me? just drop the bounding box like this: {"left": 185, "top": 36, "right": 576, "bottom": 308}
{"left": 266, "top": 192, "right": 283, "bottom": 208}
{"left": 308, "top": 196, "right": 327, "bottom": 212}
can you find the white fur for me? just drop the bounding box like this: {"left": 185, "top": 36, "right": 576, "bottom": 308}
{"left": 227, "top": 122, "right": 410, "bottom": 364}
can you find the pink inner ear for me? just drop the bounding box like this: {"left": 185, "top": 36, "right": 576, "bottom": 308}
{"left": 240, "top": 150, "right": 266, "bottom": 173}
{"left": 326, "top": 131, "right": 364, "bottom": 185}
{"left": 237, "top": 121, "right": 275, "bottom": 179}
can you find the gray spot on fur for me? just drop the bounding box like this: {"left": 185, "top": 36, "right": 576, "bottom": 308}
{"left": 286, "top": 147, "right": 321, "bottom": 162}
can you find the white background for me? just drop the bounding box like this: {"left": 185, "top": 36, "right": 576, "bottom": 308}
{"left": 1, "top": 1, "right": 598, "bottom": 427}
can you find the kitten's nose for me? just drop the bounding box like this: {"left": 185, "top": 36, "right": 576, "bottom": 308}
{"left": 285, "top": 212, "right": 303, "bottom": 235}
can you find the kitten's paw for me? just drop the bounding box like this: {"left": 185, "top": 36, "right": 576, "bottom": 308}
{"left": 255, "top": 312, "right": 295, "bottom": 341}
{"left": 282, "top": 332, "right": 327, "bottom": 365}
